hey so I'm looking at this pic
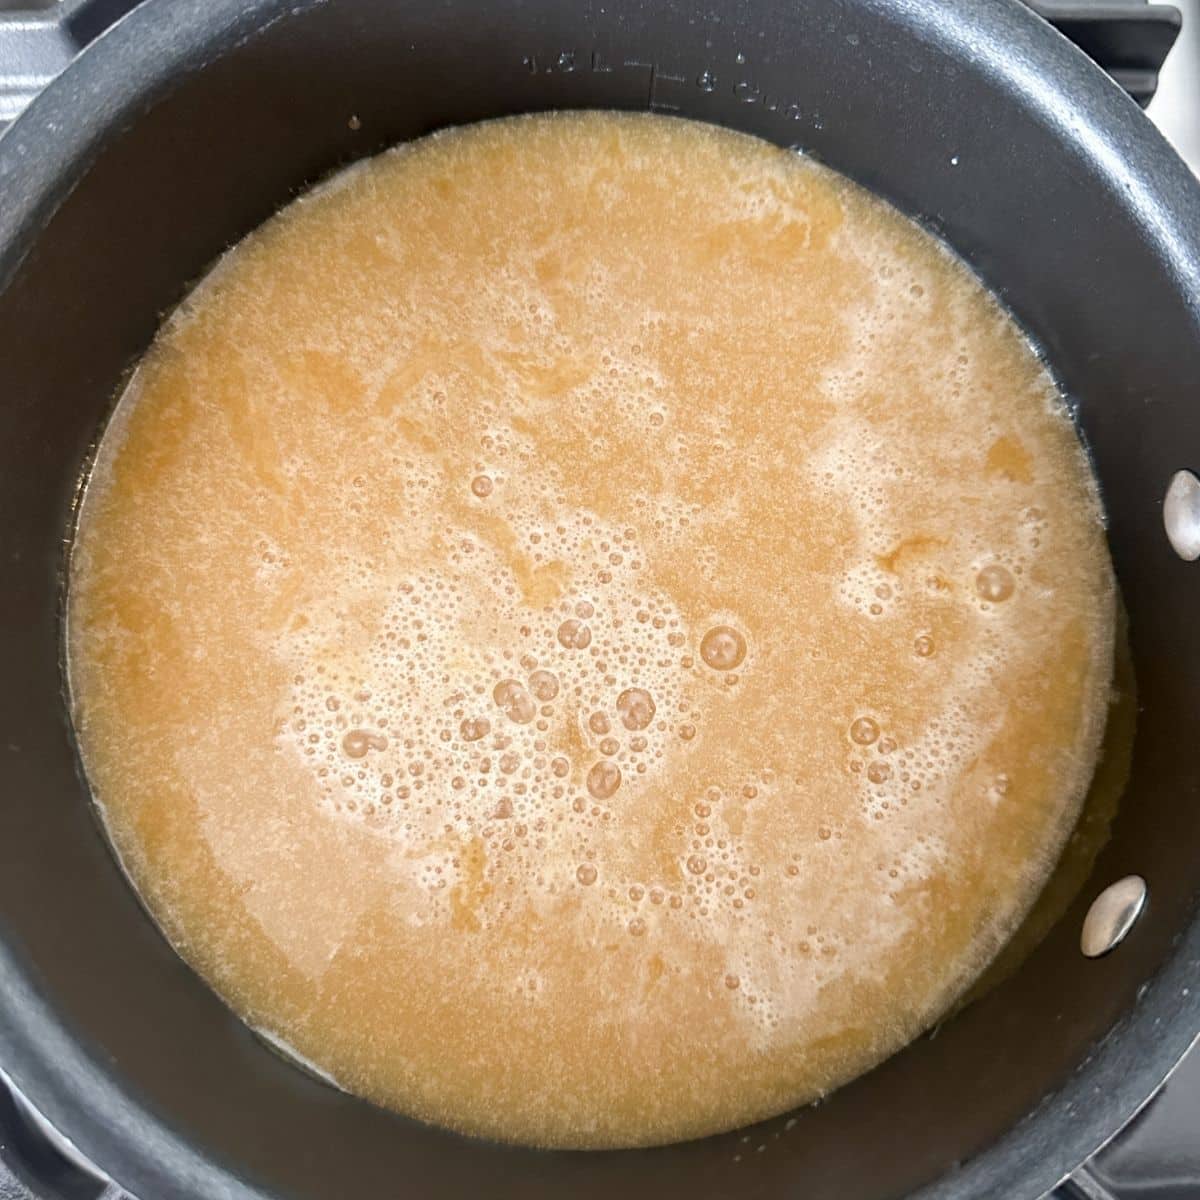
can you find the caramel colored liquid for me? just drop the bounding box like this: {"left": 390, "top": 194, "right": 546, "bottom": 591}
{"left": 67, "top": 113, "right": 1115, "bottom": 1148}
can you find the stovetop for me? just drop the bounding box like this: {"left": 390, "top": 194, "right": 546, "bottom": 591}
{"left": 0, "top": 1, "right": 1197, "bottom": 1197}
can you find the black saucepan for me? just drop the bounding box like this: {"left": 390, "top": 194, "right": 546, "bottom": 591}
{"left": 1, "top": 1, "right": 1199, "bottom": 1197}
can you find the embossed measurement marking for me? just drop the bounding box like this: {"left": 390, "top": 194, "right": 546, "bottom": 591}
{"left": 521, "top": 50, "right": 809, "bottom": 123}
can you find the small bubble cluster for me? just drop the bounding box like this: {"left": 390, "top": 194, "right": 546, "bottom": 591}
{"left": 277, "top": 500, "right": 749, "bottom": 932}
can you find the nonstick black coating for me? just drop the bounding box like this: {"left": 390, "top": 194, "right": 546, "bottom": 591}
{"left": 1, "top": 1, "right": 1199, "bottom": 1197}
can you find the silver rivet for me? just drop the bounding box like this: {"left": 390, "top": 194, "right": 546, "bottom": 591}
{"left": 1164, "top": 470, "right": 1200, "bottom": 560}
{"left": 1081, "top": 875, "right": 1147, "bottom": 958}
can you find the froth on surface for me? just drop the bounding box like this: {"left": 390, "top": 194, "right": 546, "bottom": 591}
{"left": 67, "top": 111, "right": 1116, "bottom": 1148}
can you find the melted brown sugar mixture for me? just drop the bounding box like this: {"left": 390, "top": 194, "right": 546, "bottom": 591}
{"left": 67, "top": 112, "right": 1115, "bottom": 1148}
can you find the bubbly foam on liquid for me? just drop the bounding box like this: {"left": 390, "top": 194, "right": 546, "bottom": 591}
{"left": 67, "top": 111, "right": 1115, "bottom": 1149}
